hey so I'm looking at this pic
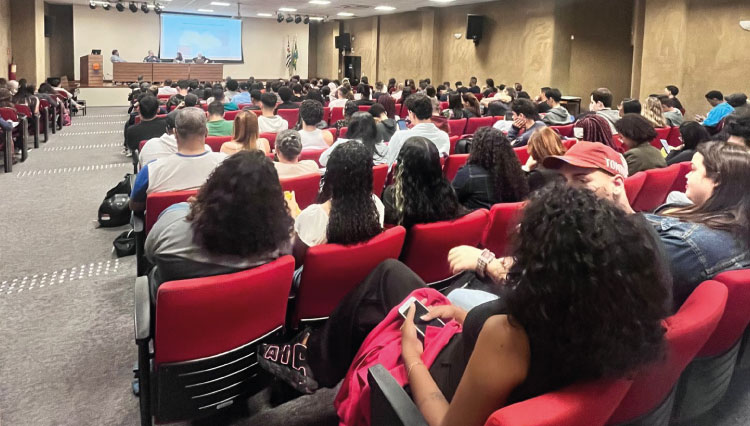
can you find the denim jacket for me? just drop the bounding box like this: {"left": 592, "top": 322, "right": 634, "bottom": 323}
{"left": 644, "top": 213, "right": 750, "bottom": 306}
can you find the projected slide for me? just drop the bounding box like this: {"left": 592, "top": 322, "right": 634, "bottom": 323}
{"left": 160, "top": 13, "right": 243, "bottom": 61}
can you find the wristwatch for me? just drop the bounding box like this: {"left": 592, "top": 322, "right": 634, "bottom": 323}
{"left": 476, "top": 249, "right": 496, "bottom": 278}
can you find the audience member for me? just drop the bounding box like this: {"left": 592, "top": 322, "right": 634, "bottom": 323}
{"left": 329, "top": 86, "right": 351, "bottom": 108}
{"left": 659, "top": 96, "right": 684, "bottom": 126}
{"left": 12, "top": 80, "right": 39, "bottom": 114}
{"left": 442, "top": 93, "right": 472, "bottom": 119}
{"left": 206, "top": 101, "right": 233, "bottom": 136}
{"left": 158, "top": 79, "right": 178, "bottom": 96}
{"left": 130, "top": 108, "right": 226, "bottom": 212}
{"left": 724, "top": 115, "right": 750, "bottom": 147}
{"left": 355, "top": 84, "right": 374, "bottom": 106}
{"left": 698, "top": 90, "right": 734, "bottom": 130}
{"left": 462, "top": 93, "right": 481, "bottom": 117}
{"left": 642, "top": 96, "right": 667, "bottom": 128}
{"left": 383, "top": 136, "right": 464, "bottom": 228}
{"left": 231, "top": 82, "right": 252, "bottom": 105}
{"left": 452, "top": 127, "right": 529, "bottom": 210}
{"left": 220, "top": 110, "right": 270, "bottom": 155}
{"left": 664, "top": 85, "right": 685, "bottom": 113}
{"left": 573, "top": 114, "right": 619, "bottom": 151}
{"left": 207, "top": 87, "right": 238, "bottom": 111}
{"left": 618, "top": 98, "right": 642, "bottom": 117}
{"left": 616, "top": 113, "right": 665, "bottom": 175}
{"left": 505, "top": 98, "right": 546, "bottom": 147}
{"left": 726, "top": 93, "right": 750, "bottom": 117}
{"left": 589, "top": 88, "right": 620, "bottom": 133}
{"left": 334, "top": 101, "right": 359, "bottom": 131}
{"left": 385, "top": 94, "right": 451, "bottom": 165}
{"left": 320, "top": 112, "right": 387, "bottom": 167}
{"left": 257, "top": 93, "right": 289, "bottom": 134}
{"left": 139, "top": 111, "right": 211, "bottom": 167}
{"left": 273, "top": 129, "right": 321, "bottom": 179}
{"left": 467, "top": 76, "right": 481, "bottom": 94}
{"left": 540, "top": 88, "right": 571, "bottom": 125}
{"left": 298, "top": 100, "right": 333, "bottom": 149}
{"left": 665, "top": 121, "right": 711, "bottom": 165}
{"left": 372, "top": 81, "right": 386, "bottom": 100}
{"left": 223, "top": 79, "right": 239, "bottom": 100}
{"left": 145, "top": 150, "right": 293, "bottom": 292}
{"left": 165, "top": 80, "right": 189, "bottom": 110}
{"left": 125, "top": 96, "right": 166, "bottom": 156}
{"left": 525, "top": 127, "right": 566, "bottom": 191}
{"left": 291, "top": 84, "right": 304, "bottom": 102}
{"left": 370, "top": 100, "right": 397, "bottom": 142}
{"left": 276, "top": 87, "right": 299, "bottom": 111}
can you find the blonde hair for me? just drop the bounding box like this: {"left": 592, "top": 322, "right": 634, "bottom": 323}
{"left": 642, "top": 96, "right": 667, "bottom": 128}
{"left": 232, "top": 111, "right": 260, "bottom": 151}
{"left": 528, "top": 127, "right": 565, "bottom": 162}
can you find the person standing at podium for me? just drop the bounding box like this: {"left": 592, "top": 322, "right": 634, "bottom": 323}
{"left": 143, "top": 50, "right": 159, "bottom": 63}
{"left": 174, "top": 52, "right": 185, "bottom": 64}
{"left": 111, "top": 49, "right": 126, "bottom": 63}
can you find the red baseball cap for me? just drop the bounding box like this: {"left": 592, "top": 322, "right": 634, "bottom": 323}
{"left": 543, "top": 141, "right": 629, "bottom": 178}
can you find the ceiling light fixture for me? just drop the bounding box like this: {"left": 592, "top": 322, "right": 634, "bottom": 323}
{"left": 154, "top": 3, "right": 163, "bottom": 14}
{"left": 115, "top": 0, "right": 124, "bottom": 11}
{"left": 197, "top": 8, "right": 214, "bottom": 12}
{"left": 210, "top": 1, "right": 230, "bottom": 5}
{"left": 278, "top": 7, "right": 297, "bottom": 12}
{"left": 129, "top": 1, "right": 138, "bottom": 12}
{"left": 374, "top": 5, "right": 395, "bottom": 11}
{"left": 294, "top": 14, "right": 302, "bottom": 23}
{"left": 141, "top": 2, "right": 149, "bottom": 13}
{"left": 309, "top": 16, "right": 324, "bottom": 21}
{"left": 337, "top": 12, "right": 354, "bottom": 16}
{"left": 309, "top": 0, "right": 330, "bottom": 4}
{"left": 303, "top": 15, "right": 310, "bottom": 24}
{"left": 285, "top": 14, "right": 294, "bottom": 22}
{"left": 277, "top": 13, "right": 284, "bottom": 22}
{"left": 257, "top": 12, "right": 273, "bottom": 17}
{"left": 101, "top": 1, "right": 112, "bottom": 10}
{"left": 429, "top": 0, "right": 456, "bottom": 3}
{"left": 89, "top": 1, "right": 97, "bottom": 9}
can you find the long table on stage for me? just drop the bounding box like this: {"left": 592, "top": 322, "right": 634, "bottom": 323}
{"left": 113, "top": 63, "right": 223, "bottom": 83}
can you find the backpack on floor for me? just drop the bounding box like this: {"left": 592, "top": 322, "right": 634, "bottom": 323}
{"left": 98, "top": 174, "right": 133, "bottom": 227}
{"left": 113, "top": 230, "right": 136, "bottom": 257}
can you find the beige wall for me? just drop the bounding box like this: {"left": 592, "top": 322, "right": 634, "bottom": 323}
{"left": 0, "top": 0, "right": 10, "bottom": 80}
{"left": 45, "top": 3, "right": 74, "bottom": 80}
{"left": 10, "top": 0, "right": 45, "bottom": 85}
{"left": 72, "top": 5, "right": 309, "bottom": 80}
{"left": 343, "top": 17, "right": 378, "bottom": 80}
{"left": 311, "top": 21, "right": 339, "bottom": 80}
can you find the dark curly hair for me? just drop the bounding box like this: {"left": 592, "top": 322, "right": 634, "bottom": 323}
{"left": 393, "top": 137, "right": 464, "bottom": 228}
{"left": 317, "top": 141, "right": 382, "bottom": 245}
{"left": 505, "top": 183, "right": 668, "bottom": 388}
{"left": 468, "top": 127, "right": 529, "bottom": 203}
{"left": 187, "top": 151, "right": 293, "bottom": 257}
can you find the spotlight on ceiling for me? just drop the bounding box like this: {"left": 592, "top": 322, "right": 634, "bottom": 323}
{"left": 129, "top": 1, "right": 138, "bottom": 12}
{"left": 141, "top": 2, "right": 149, "bottom": 13}
{"left": 303, "top": 15, "right": 310, "bottom": 24}
{"left": 89, "top": 1, "right": 97, "bottom": 9}
{"left": 285, "top": 14, "right": 293, "bottom": 23}
{"left": 102, "top": 1, "right": 112, "bottom": 10}
{"left": 277, "top": 13, "right": 284, "bottom": 23}
{"left": 116, "top": 0, "right": 125, "bottom": 11}
{"left": 154, "top": 3, "right": 162, "bottom": 14}
{"left": 294, "top": 14, "right": 301, "bottom": 24}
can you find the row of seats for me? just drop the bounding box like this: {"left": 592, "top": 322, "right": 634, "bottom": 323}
{"left": 0, "top": 97, "right": 62, "bottom": 172}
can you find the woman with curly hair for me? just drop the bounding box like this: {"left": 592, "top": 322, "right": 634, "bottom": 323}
{"left": 642, "top": 96, "right": 668, "bottom": 128}
{"left": 452, "top": 127, "right": 529, "bottom": 209}
{"left": 293, "top": 141, "right": 384, "bottom": 259}
{"left": 382, "top": 136, "right": 464, "bottom": 228}
{"left": 259, "top": 184, "right": 669, "bottom": 425}
{"left": 145, "top": 150, "right": 294, "bottom": 294}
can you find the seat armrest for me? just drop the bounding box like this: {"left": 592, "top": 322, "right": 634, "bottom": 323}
{"left": 132, "top": 212, "right": 144, "bottom": 233}
{"left": 368, "top": 364, "right": 427, "bottom": 426}
{"left": 134, "top": 276, "right": 151, "bottom": 342}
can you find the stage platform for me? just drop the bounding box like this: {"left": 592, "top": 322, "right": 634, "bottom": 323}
{"left": 77, "top": 86, "right": 132, "bottom": 107}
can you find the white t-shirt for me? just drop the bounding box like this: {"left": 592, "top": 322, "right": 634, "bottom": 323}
{"left": 318, "top": 138, "right": 388, "bottom": 167}
{"left": 294, "top": 195, "right": 385, "bottom": 247}
{"left": 328, "top": 98, "right": 348, "bottom": 109}
{"left": 385, "top": 123, "right": 451, "bottom": 165}
{"left": 146, "top": 151, "right": 227, "bottom": 194}
{"left": 258, "top": 115, "right": 289, "bottom": 134}
{"left": 139, "top": 133, "right": 212, "bottom": 167}
{"left": 300, "top": 128, "right": 329, "bottom": 149}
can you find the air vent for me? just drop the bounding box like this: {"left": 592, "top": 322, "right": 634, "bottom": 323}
{"left": 340, "top": 4, "right": 372, "bottom": 10}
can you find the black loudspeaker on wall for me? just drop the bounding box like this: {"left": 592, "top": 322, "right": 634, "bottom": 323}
{"left": 466, "top": 14, "right": 483, "bottom": 45}
{"left": 344, "top": 56, "right": 361, "bottom": 81}
{"left": 335, "top": 33, "right": 352, "bottom": 51}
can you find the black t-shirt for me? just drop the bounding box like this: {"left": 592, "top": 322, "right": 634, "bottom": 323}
{"left": 537, "top": 101, "right": 551, "bottom": 113}
{"left": 126, "top": 117, "right": 167, "bottom": 151}
{"left": 468, "top": 86, "right": 481, "bottom": 94}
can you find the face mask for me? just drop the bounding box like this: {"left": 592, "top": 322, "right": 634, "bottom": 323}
{"left": 574, "top": 127, "right": 584, "bottom": 139}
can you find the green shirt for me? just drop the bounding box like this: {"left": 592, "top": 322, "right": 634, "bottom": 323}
{"left": 207, "top": 119, "right": 234, "bottom": 137}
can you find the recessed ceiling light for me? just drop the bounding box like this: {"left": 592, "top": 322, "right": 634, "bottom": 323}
{"left": 257, "top": 12, "right": 273, "bottom": 17}
{"left": 429, "top": 0, "right": 455, "bottom": 3}
{"left": 210, "top": 1, "right": 230, "bottom": 5}
{"left": 278, "top": 7, "right": 297, "bottom": 12}
{"left": 309, "top": 0, "right": 330, "bottom": 4}
{"left": 374, "top": 5, "right": 395, "bottom": 10}
{"left": 197, "top": 8, "right": 214, "bottom": 12}
{"left": 309, "top": 16, "right": 325, "bottom": 21}
{"left": 337, "top": 12, "right": 354, "bottom": 16}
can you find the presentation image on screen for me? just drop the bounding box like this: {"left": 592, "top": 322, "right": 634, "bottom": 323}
{"left": 160, "top": 13, "right": 243, "bottom": 62}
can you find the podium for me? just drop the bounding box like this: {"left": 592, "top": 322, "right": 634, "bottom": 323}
{"left": 80, "top": 54, "right": 103, "bottom": 87}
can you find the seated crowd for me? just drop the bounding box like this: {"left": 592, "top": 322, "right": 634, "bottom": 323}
{"left": 125, "top": 74, "right": 750, "bottom": 425}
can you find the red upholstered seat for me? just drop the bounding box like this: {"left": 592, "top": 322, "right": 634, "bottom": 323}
{"left": 481, "top": 202, "right": 525, "bottom": 257}
{"left": 237, "top": 103, "right": 252, "bottom": 110}
{"left": 138, "top": 139, "right": 148, "bottom": 151}
{"left": 299, "top": 148, "right": 326, "bottom": 167}
{"left": 702, "top": 270, "right": 750, "bottom": 357}
{"left": 607, "top": 280, "right": 727, "bottom": 424}
{"left": 13, "top": 104, "right": 40, "bottom": 149}
{"left": 465, "top": 117, "right": 495, "bottom": 135}
{"left": 157, "top": 94, "right": 171, "bottom": 100}
{"left": 401, "top": 209, "right": 490, "bottom": 283}
{"left": 550, "top": 123, "right": 575, "bottom": 138}
{"left": 449, "top": 135, "right": 460, "bottom": 154}
{"left": 200, "top": 104, "right": 208, "bottom": 111}
{"left": 292, "top": 227, "right": 407, "bottom": 326}
{"left": 338, "top": 127, "right": 348, "bottom": 139}
{"left": 486, "top": 378, "right": 632, "bottom": 426}
{"left": 145, "top": 190, "right": 198, "bottom": 234}
{"left": 439, "top": 101, "right": 448, "bottom": 110}
{"left": 205, "top": 136, "right": 231, "bottom": 152}
{"left": 280, "top": 173, "right": 321, "bottom": 210}
{"left": 224, "top": 110, "right": 239, "bottom": 121}
{"left": 650, "top": 127, "right": 673, "bottom": 149}
{"left": 562, "top": 138, "right": 577, "bottom": 149}
{"left": 630, "top": 164, "right": 680, "bottom": 212}
{"left": 323, "top": 106, "right": 331, "bottom": 123}
{"left": 624, "top": 171, "right": 647, "bottom": 206}
{"left": 358, "top": 105, "right": 371, "bottom": 112}
{"left": 277, "top": 109, "right": 299, "bottom": 129}
{"left": 670, "top": 161, "right": 691, "bottom": 193}
{"left": 513, "top": 147, "right": 530, "bottom": 165}
{"left": 260, "top": 132, "right": 277, "bottom": 150}
{"left": 329, "top": 107, "right": 344, "bottom": 125}
{"left": 448, "top": 119, "right": 467, "bottom": 137}
{"left": 667, "top": 126, "right": 682, "bottom": 147}
{"left": 443, "top": 154, "right": 469, "bottom": 182}
{"left": 372, "top": 164, "right": 388, "bottom": 197}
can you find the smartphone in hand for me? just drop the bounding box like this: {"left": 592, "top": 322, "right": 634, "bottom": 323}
{"left": 398, "top": 296, "right": 445, "bottom": 340}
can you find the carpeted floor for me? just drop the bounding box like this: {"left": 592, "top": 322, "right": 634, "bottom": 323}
{"left": 0, "top": 106, "right": 747, "bottom": 425}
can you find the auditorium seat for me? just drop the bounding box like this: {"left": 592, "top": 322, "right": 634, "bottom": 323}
{"left": 299, "top": 148, "right": 327, "bottom": 167}
{"left": 449, "top": 135, "right": 460, "bottom": 154}
{"left": 442, "top": 154, "right": 469, "bottom": 182}
{"left": 14, "top": 104, "right": 40, "bottom": 148}
{"left": 36, "top": 99, "right": 52, "bottom": 139}
{"left": 277, "top": 109, "right": 299, "bottom": 129}
{"left": 280, "top": 173, "right": 321, "bottom": 210}
{"left": 607, "top": 280, "right": 727, "bottom": 425}
{"left": 513, "top": 147, "right": 530, "bottom": 165}
{"left": 372, "top": 164, "right": 388, "bottom": 197}
{"left": 550, "top": 123, "right": 575, "bottom": 138}
{"left": 329, "top": 107, "right": 344, "bottom": 125}
{"left": 323, "top": 106, "right": 331, "bottom": 123}
{"left": 133, "top": 256, "right": 295, "bottom": 426}
{"left": 224, "top": 110, "right": 239, "bottom": 121}
{"left": 630, "top": 165, "right": 680, "bottom": 212}
{"left": 670, "top": 161, "right": 691, "bottom": 194}
{"left": 1, "top": 125, "right": 12, "bottom": 172}
{"left": 464, "top": 117, "right": 495, "bottom": 135}
{"left": 667, "top": 126, "right": 682, "bottom": 147}
{"left": 338, "top": 127, "right": 348, "bottom": 139}
{"left": 237, "top": 103, "right": 252, "bottom": 109}
{"left": 400, "top": 209, "right": 490, "bottom": 285}
{"left": 0, "top": 107, "right": 28, "bottom": 161}
{"left": 624, "top": 171, "right": 647, "bottom": 206}
{"left": 448, "top": 118, "right": 467, "bottom": 137}
{"left": 650, "top": 127, "right": 673, "bottom": 149}
{"left": 39, "top": 98, "right": 59, "bottom": 133}
{"left": 205, "top": 136, "right": 231, "bottom": 152}
{"left": 145, "top": 190, "right": 198, "bottom": 234}
{"left": 481, "top": 202, "right": 525, "bottom": 257}
{"left": 672, "top": 269, "right": 750, "bottom": 422}
{"left": 562, "top": 138, "right": 577, "bottom": 150}
{"left": 358, "top": 105, "right": 371, "bottom": 112}
{"left": 395, "top": 103, "right": 402, "bottom": 118}
{"left": 259, "top": 132, "right": 277, "bottom": 150}
{"left": 290, "top": 227, "right": 406, "bottom": 327}
{"left": 200, "top": 104, "right": 208, "bottom": 111}
{"left": 157, "top": 94, "right": 171, "bottom": 101}
{"left": 439, "top": 101, "right": 448, "bottom": 110}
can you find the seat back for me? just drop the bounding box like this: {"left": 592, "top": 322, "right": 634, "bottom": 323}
{"left": 323, "top": 106, "right": 331, "bottom": 123}
{"left": 481, "top": 202, "right": 524, "bottom": 257}
{"left": 13, "top": 104, "right": 33, "bottom": 118}
{"left": 630, "top": 165, "right": 680, "bottom": 212}
{"left": 439, "top": 101, "right": 448, "bottom": 110}
{"left": 0, "top": 107, "right": 18, "bottom": 121}
{"left": 670, "top": 161, "right": 691, "bottom": 194}
{"left": 153, "top": 256, "right": 295, "bottom": 423}
{"left": 650, "top": 127, "right": 673, "bottom": 149}
{"left": 224, "top": 110, "right": 239, "bottom": 121}
{"left": 358, "top": 105, "right": 371, "bottom": 112}
{"left": 465, "top": 117, "right": 495, "bottom": 135}
{"left": 608, "top": 280, "right": 727, "bottom": 424}
{"left": 329, "top": 107, "right": 344, "bottom": 124}
{"left": 277, "top": 109, "right": 299, "bottom": 129}
{"left": 372, "top": 164, "right": 388, "bottom": 197}
{"left": 401, "top": 209, "right": 490, "bottom": 283}
{"left": 486, "top": 378, "right": 632, "bottom": 426}
{"left": 259, "top": 132, "right": 277, "bottom": 150}
{"left": 205, "top": 136, "right": 232, "bottom": 152}
{"left": 293, "top": 227, "right": 407, "bottom": 325}
{"left": 701, "top": 269, "right": 750, "bottom": 357}
{"left": 448, "top": 118, "right": 467, "bottom": 137}
{"left": 624, "top": 171, "right": 647, "bottom": 206}
{"left": 145, "top": 190, "right": 198, "bottom": 234}
{"left": 157, "top": 94, "right": 172, "bottom": 100}
{"left": 280, "top": 173, "right": 321, "bottom": 210}
{"left": 667, "top": 126, "right": 682, "bottom": 147}
{"left": 338, "top": 127, "right": 349, "bottom": 139}
{"left": 443, "top": 154, "right": 470, "bottom": 182}
{"left": 513, "top": 147, "right": 530, "bottom": 165}
{"left": 299, "top": 148, "right": 327, "bottom": 167}
{"left": 562, "top": 138, "right": 577, "bottom": 150}
{"left": 550, "top": 123, "right": 575, "bottom": 138}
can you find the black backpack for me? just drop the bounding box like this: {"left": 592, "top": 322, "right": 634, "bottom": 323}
{"left": 454, "top": 136, "right": 473, "bottom": 154}
{"left": 98, "top": 174, "right": 133, "bottom": 227}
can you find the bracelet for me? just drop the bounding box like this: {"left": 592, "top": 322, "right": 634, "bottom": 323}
{"left": 476, "top": 249, "right": 496, "bottom": 278}
{"left": 406, "top": 360, "right": 424, "bottom": 377}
